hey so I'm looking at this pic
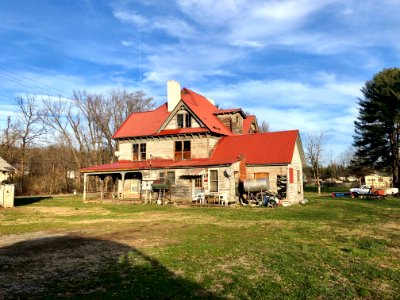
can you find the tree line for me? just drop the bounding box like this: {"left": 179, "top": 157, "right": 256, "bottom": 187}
{"left": 306, "top": 68, "right": 400, "bottom": 193}
{"left": 0, "top": 89, "right": 155, "bottom": 195}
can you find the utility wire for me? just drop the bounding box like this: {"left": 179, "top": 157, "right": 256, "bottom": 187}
{"left": 0, "top": 69, "right": 73, "bottom": 100}
{"left": 0, "top": 72, "right": 55, "bottom": 97}
{"left": 0, "top": 67, "right": 69, "bottom": 96}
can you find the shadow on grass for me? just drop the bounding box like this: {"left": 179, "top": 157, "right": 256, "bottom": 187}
{"left": 0, "top": 235, "right": 220, "bottom": 299}
{"left": 14, "top": 196, "right": 52, "bottom": 206}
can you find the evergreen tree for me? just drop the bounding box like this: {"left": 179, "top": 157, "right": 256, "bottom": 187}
{"left": 353, "top": 68, "right": 400, "bottom": 188}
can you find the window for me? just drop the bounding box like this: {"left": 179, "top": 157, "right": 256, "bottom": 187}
{"left": 159, "top": 172, "right": 165, "bottom": 179}
{"left": 195, "top": 176, "right": 202, "bottom": 188}
{"left": 133, "top": 143, "right": 146, "bottom": 161}
{"left": 254, "top": 172, "right": 269, "bottom": 179}
{"left": 167, "top": 171, "right": 175, "bottom": 184}
{"left": 209, "top": 170, "right": 218, "bottom": 192}
{"left": 140, "top": 143, "right": 146, "bottom": 161}
{"left": 133, "top": 144, "right": 139, "bottom": 161}
{"left": 131, "top": 180, "right": 140, "bottom": 193}
{"left": 174, "top": 141, "right": 191, "bottom": 160}
{"left": 185, "top": 114, "right": 191, "bottom": 127}
{"left": 177, "top": 114, "right": 184, "bottom": 128}
{"left": 177, "top": 113, "right": 191, "bottom": 128}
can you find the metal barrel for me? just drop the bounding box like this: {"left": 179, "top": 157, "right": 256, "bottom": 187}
{"left": 243, "top": 178, "right": 270, "bottom": 192}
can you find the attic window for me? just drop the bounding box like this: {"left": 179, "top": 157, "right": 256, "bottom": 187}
{"left": 177, "top": 113, "right": 191, "bottom": 128}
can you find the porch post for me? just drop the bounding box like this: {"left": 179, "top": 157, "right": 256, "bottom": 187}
{"left": 100, "top": 176, "right": 104, "bottom": 199}
{"left": 121, "top": 172, "right": 126, "bottom": 200}
{"left": 83, "top": 173, "right": 88, "bottom": 200}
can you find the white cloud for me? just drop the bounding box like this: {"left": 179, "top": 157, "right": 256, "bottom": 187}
{"left": 113, "top": 10, "right": 149, "bottom": 26}
{"left": 176, "top": 0, "right": 240, "bottom": 26}
{"left": 153, "top": 17, "right": 197, "bottom": 39}
{"left": 121, "top": 40, "right": 134, "bottom": 47}
{"left": 112, "top": 9, "right": 197, "bottom": 39}
{"left": 200, "top": 76, "right": 363, "bottom": 153}
{"left": 142, "top": 43, "right": 244, "bottom": 84}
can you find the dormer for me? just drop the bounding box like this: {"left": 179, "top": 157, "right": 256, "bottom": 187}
{"left": 213, "top": 109, "right": 246, "bottom": 135}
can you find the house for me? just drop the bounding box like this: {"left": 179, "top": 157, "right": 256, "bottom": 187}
{"left": 0, "top": 157, "right": 15, "bottom": 183}
{"left": 80, "top": 80, "right": 305, "bottom": 205}
{"left": 365, "top": 174, "right": 392, "bottom": 188}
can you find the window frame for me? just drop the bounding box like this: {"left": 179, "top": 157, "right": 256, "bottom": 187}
{"left": 177, "top": 114, "right": 184, "bottom": 128}
{"left": 133, "top": 143, "right": 146, "bottom": 161}
{"left": 177, "top": 113, "right": 192, "bottom": 128}
{"left": 167, "top": 171, "right": 175, "bottom": 184}
{"left": 174, "top": 140, "right": 191, "bottom": 160}
{"left": 209, "top": 169, "right": 219, "bottom": 193}
{"left": 194, "top": 176, "right": 202, "bottom": 188}
{"left": 185, "top": 114, "right": 191, "bottom": 127}
{"left": 140, "top": 143, "right": 146, "bottom": 161}
{"left": 133, "top": 144, "right": 139, "bottom": 161}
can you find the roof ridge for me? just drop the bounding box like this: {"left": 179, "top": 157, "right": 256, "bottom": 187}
{"left": 129, "top": 103, "right": 167, "bottom": 115}
{"left": 220, "top": 129, "right": 298, "bottom": 139}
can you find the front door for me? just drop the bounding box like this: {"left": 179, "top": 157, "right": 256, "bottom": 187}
{"left": 192, "top": 176, "right": 203, "bottom": 198}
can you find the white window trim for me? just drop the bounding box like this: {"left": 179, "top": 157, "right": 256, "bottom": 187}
{"left": 208, "top": 169, "right": 219, "bottom": 193}
{"left": 130, "top": 179, "right": 140, "bottom": 193}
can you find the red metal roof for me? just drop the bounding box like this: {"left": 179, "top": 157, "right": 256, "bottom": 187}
{"left": 243, "top": 115, "right": 256, "bottom": 134}
{"left": 81, "top": 130, "right": 300, "bottom": 173}
{"left": 112, "top": 88, "right": 235, "bottom": 139}
{"left": 181, "top": 89, "right": 233, "bottom": 136}
{"left": 112, "top": 104, "right": 170, "bottom": 139}
{"left": 210, "top": 130, "right": 299, "bottom": 165}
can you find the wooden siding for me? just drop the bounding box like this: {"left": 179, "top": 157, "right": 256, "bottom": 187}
{"left": 215, "top": 112, "right": 243, "bottom": 135}
{"left": 287, "top": 141, "right": 304, "bottom": 204}
{"left": 147, "top": 140, "right": 174, "bottom": 160}
{"left": 118, "top": 135, "right": 222, "bottom": 161}
{"left": 207, "top": 136, "right": 220, "bottom": 156}
{"left": 119, "top": 141, "right": 133, "bottom": 161}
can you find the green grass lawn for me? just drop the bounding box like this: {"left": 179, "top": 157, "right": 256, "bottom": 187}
{"left": 1, "top": 193, "right": 399, "bottom": 299}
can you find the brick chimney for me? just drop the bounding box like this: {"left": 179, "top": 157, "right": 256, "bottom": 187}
{"left": 239, "top": 155, "right": 247, "bottom": 181}
{"left": 167, "top": 80, "right": 181, "bottom": 112}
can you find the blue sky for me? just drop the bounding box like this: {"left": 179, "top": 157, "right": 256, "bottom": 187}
{"left": 0, "top": 0, "right": 399, "bottom": 159}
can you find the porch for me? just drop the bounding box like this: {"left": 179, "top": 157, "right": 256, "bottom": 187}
{"left": 83, "top": 171, "right": 150, "bottom": 202}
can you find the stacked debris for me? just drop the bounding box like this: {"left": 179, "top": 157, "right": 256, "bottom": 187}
{"left": 277, "top": 175, "right": 287, "bottom": 199}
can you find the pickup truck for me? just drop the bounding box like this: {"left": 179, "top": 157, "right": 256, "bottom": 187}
{"left": 350, "top": 185, "right": 399, "bottom": 198}
{"left": 350, "top": 185, "right": 373, "bottom": 196}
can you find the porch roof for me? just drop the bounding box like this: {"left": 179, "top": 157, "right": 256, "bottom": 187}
{"left": 80, "top": 157, "right": 237, "bottom": 173}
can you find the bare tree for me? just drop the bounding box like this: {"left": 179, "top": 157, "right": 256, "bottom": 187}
{"left": 336, "top": 146, "right": 354, "bottom": 169}
{"left": 80, "top": 89, "right": 155, "bottom": 163}
{"left": 40, "top": 95, "right": 86, "bottom": 190}
{"left": 16, "top": 95, "right": 46, "bottom": 193}
{"left": 305, "top": 132, "right": 326, "bottom": 195}
{"left": 259, "top": 120, "right": 270, "bottom": 132}
{"left": 0, "top": 116, "right": 21, "bottom": 165}
{"left": 40, "top": 89, "right": 155, "bottom": 193}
